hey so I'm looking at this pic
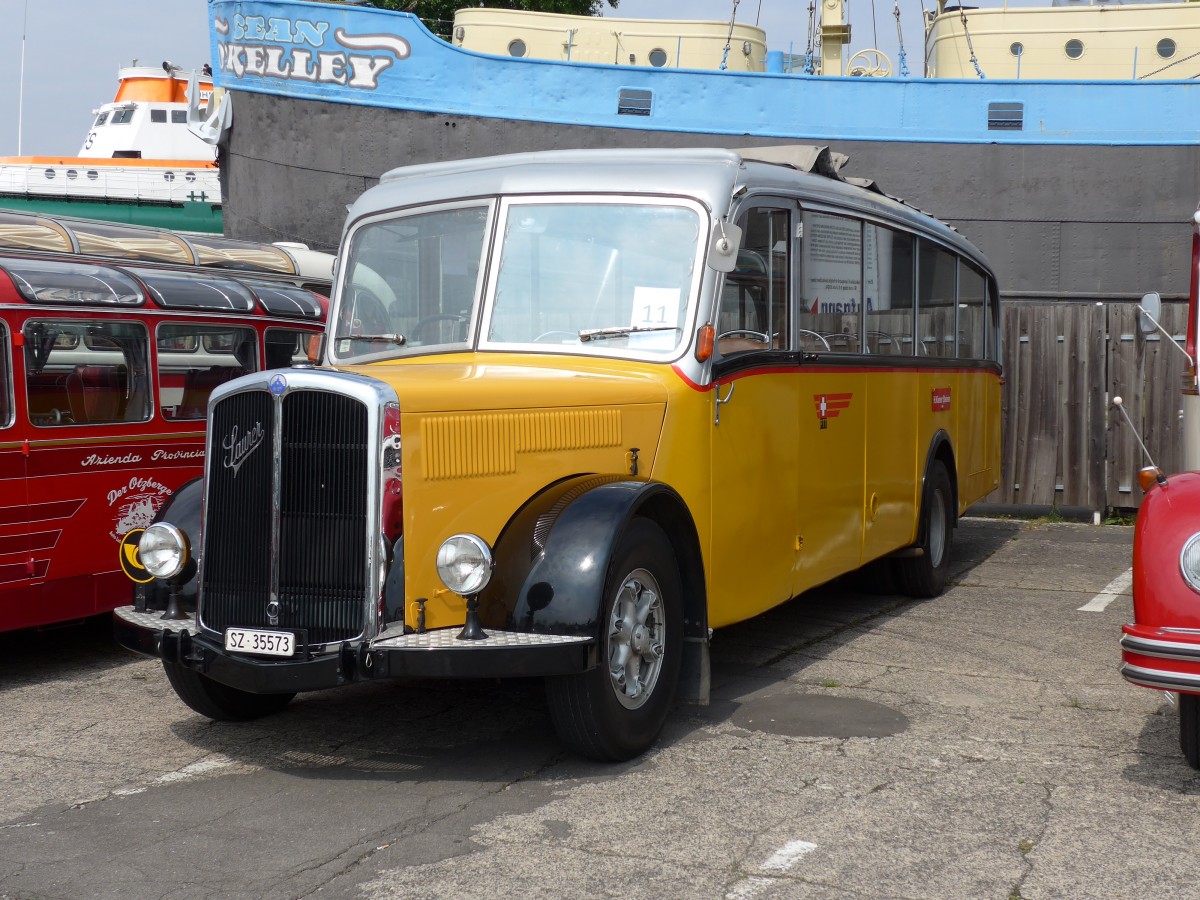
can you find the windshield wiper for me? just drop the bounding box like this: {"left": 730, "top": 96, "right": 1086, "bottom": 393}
{"left": 337, "top": 333, "right": 407, "bottom": 346}
{"left": 578, "top": 325, "right": 680, "bottom": 343}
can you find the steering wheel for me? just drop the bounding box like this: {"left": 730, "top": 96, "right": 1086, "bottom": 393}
{"left": 534, "top": 330, "right": 577, "bottom": 343}
{"left": 847, "top": 49, "right": 892, "bottom": 78}
{"left": 412, "top": 314, "right": 468, "bottom": 344}
{"left": 717, "top": 329, "right": 769, "bottom": 344}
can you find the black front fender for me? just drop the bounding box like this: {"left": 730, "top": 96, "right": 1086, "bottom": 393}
{"left": 138, "top": 476, "right": 204, "bottom": 612}
{"left": 485, "top": 479, "right": 688, "bottom": 638}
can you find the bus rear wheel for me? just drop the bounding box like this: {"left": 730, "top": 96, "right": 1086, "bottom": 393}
{"left": 162, "top": 661, "right": 295, "bottom": 721}
{"left": 895, "top": 460, "right": 954, "bottom": 598}
{"left": 546, "top": 518, "right": 682, "bottom": 761}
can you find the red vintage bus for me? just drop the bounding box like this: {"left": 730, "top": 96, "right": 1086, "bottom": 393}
{"left": 0, "top": 249, "right": 327, "bottom": 632}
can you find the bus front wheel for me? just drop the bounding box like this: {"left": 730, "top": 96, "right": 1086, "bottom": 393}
{"left": 546, "top": 518, "right": 683, "bottom": 761}
{"left": 895, "top": 460, "right": 954, "bottom": 598}
{"left": 162, "top": 661, "right": 295, "bottom": 721}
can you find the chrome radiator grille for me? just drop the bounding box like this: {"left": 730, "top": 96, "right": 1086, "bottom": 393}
{"left": 200, "top": 387, "right": 371, "bottom": 644}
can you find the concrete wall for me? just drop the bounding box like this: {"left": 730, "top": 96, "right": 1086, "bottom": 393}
{"left": 222, "top": 90, "right": 1200, "bottom": 300}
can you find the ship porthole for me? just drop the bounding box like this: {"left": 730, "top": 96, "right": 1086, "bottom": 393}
{"left": 1064, "top": 39, "right": 1084, "bottom": 59}
{"left": 66, "top": 169, "right": 77, "bottom": 180}
{"left": 649, "top": 48, "right": 668, "bottom": 67}
{"left": 185, "top": 171, "right": 196, "bottom": 182}
{"left": 86, "top": 170, "right": 98, "bottom": 181}
{"left": 508, "top": 39, "right": 526, "bottom": 58}
{"left": 1009, "top": 42, "right": 1023, "bottom": 57}
{"left": 1158, "top": 38, "right": 1177, "bottom": 59}
{"left": 164, "top": 171, "right": 175, "bottom": 182}
{"left": 43, "top": 168, "right": 55, "bottom": 180}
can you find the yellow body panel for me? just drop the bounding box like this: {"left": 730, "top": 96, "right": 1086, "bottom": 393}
{"left": 346, "top": 353, "right": 1000, "bottom": 633}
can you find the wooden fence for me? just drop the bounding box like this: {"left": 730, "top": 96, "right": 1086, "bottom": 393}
{"left": 988, "top": 300, "right": 1187, "bottom": 514}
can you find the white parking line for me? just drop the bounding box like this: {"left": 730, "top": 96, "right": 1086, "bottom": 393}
{"left": 724, "top": 840, "right": 818, "bottom": 899}
{"left": 760, "top": 840, "right": 818, "bottom": 870}
{"left": 1078, "top": 567, "right": 1133, "bottom": 612}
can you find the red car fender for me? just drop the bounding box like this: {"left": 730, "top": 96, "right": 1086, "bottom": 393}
{"left": 1133, "top": 471, "right": 1200, "bottom": 628}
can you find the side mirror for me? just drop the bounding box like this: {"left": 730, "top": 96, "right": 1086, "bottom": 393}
{"left": 1138, "top": 291, "right": 1161, "bottom": 334}
{"left": 707, "top": 221, "right": 743, "bottom": 273}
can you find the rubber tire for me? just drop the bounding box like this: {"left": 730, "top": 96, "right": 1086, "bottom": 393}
{"left": 894, "top": 460, "right": 955, "bottom": 599}
{"left": 1181, "top": 693, "right": 1200, "bottom": 769}
{"left": 546, "top": 518, "right": 683, "bottom": 762}
{"left": 162, "top": 661, "right": 295, "bottom": 722}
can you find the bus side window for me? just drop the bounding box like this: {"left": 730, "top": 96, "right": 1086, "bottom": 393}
{"left": 24, "top": 319, "right": 151, "bottom": 426}
{"left": 865, "top": 224, "right": 916, "bottom": 355}
{"left": 265, "top": 328, "right": 309, "bottom": 368}
{"left": 24, "top": 322, "right": 74, "bottom": 425}
{"left": 957, "top": 260, "right": 988, "bottom": 360}
{"left": 158, "top": 324, "right": 257, "bottom": 420}
{"left": 798, "top": 209, "right": 862, "bottom": 353}
{"left": 918, "top": 239, "right": 958, "bottom": 358}
{"left": 717, "top": 206, "right": 790, "bottom": 356}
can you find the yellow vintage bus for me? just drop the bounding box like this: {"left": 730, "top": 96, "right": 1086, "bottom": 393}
{"left": 115, "top": 147, "right": 1001, "bottom": 760}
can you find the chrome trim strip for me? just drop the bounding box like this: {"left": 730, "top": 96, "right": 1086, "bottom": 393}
{"left": 1122, "top": 662, "right": 1200, "bottom": 691}
{"left": 268, "top": 390, "right": 283, "bottom": 625}
{"left": 371, "top": 627, "right": 593, "bottom": 650}
{"left": 1120, "top": 633, "right": 1200, "bottom": 661}
{"left": 203, "top": 369, "right": 398, "bottom": 643}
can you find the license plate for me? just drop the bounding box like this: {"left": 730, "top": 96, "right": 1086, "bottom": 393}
{"left": 224, "top": 627, "right": 295, "bottom": 657}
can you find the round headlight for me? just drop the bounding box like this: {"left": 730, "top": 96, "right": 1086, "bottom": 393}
{"left": 139, "top": 522, "right": 190, "bottom": 580}
{"left": 436, "top": 534, "right": 494, "bottom": 596}
{"left": 1181, "top": 533, "right": 1200, "bottom": 594}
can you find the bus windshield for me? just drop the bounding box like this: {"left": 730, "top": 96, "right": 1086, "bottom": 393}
{"left": 332, "top": 198, "right": 703, "bottom": 362}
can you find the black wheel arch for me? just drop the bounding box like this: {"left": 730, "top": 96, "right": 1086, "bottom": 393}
{"left": 919, "top": 431, "right": 958, "bottom": 538}
{"left": 477, "top": 476, "right": 707, "bottom": 648}
{"left": 138, "top": 476, "right": 204, "bottom": 612}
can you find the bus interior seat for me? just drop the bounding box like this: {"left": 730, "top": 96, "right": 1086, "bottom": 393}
{"left": 177, "top": 365, "right": 244, "bottom": 419}
{"left": 66, "top": 365, "right": 126, "bottom": 423}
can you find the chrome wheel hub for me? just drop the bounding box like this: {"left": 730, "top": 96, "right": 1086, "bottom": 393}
{"left": 607, "top": 567, "right": 665, "bottom": 710}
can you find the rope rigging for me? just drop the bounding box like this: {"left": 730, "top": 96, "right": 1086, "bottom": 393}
{"left": 959, "top": 7, "right": 986, "bottom": 79}
{"left": 720, "top": 0, "right": 742, "bottom": 71}
{"left": 893, "top": 0, "right": 910, "bottom": 77}
{"left": 1138, "top": 47, "right": 1200, "bottom": 79}
{"left": 804, "top": 0, "right": 818, "bottom": 74}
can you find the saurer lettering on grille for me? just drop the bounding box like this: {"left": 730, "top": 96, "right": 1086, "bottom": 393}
{"left": 221, "top": 421, "right": 265, "bottom": 477}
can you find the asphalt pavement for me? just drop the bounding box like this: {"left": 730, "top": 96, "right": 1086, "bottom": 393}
{"left": 1, "top": 518, "right": 1190, "bottom": 900}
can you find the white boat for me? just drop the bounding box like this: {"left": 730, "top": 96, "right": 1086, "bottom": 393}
{"left": 925, "top": 0, "right": 1200, "bottom": 80}
{"left": 0, "top": 63, "right": 223, "bottom": 233}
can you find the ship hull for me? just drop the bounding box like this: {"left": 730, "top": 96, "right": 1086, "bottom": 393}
{"left": 210, "top": 0, "right": 1200, "bottom": 297}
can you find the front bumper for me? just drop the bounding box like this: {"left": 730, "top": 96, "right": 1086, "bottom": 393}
{"left": 1121, "top": 623, "right": 1200, "bottom": 693}
{"left": 114, "top": 605, "right": 597, "bottom": 693}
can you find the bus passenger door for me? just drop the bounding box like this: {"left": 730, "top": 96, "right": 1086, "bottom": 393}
{"left": 862, "top": 224, "right": 920, "bottom": 562}
{"left": 793, "top": 208, "right": 869, "bottom": 587}
{"left": 708, "top": 204, "right": 801, "bottom": 627}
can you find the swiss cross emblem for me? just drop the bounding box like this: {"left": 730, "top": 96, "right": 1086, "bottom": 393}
{"left": 813, "top": 393, "right": 853, "bottom": 429}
